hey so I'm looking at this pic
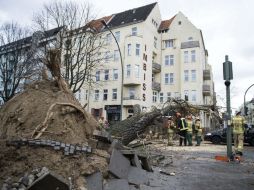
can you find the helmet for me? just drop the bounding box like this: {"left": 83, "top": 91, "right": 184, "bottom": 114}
{"left": 176, "top": 112, "right": 181, "bottom": 117}
{"left": 187, "top": 115, "right": 192, "bottom": 120}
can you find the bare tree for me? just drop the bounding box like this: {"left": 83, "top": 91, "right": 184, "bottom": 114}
{"left": 33, "top": 0, "right": 106, "bottom": 93}
{"left": 0, "top": 22, "right": 38, "bottom": 103}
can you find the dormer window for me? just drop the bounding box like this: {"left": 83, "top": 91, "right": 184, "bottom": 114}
{"left": 178, "top": 21, "right": 182, "bottom": 25}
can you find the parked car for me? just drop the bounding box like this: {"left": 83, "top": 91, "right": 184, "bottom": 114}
{"left": 204, "top": 126, "right": 254, "bottom": 146}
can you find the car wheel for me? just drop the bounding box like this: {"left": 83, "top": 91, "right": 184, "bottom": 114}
{"left": 249, "top": 138, "right": 254, "bottom": 146}
{"left": 212, "top": 136, "right": 221, "bottom": 144}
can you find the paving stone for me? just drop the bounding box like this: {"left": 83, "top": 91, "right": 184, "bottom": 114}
{"left": 104, "top": 179, "right": 130, "bottom": 190}
{"left": 54, "top": 146, "right": 60, "bottom": 150}
{"left": 60, "top": 143, "right": 66, "bottom": 148}
{"left": 127, "top": 166, "right": 148, "bottom": 185}
{"left": 27, "top": 172, "right": 69, "bottom": 190}
{"left": 109, "top": 149, "right": 130, "bottom": 179}
{"left": 85, "top": 172, "right": 103, "bottom": 190}
{"left": 87, "top": 146, "right": 92, "bottom": 153}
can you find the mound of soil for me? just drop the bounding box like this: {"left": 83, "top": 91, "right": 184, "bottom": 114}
{"left": 0, "top": 80, "right": 109, "bottom": 189}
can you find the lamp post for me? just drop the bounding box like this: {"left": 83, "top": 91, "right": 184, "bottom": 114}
{"left": 223, "top": 55, "right": 233, "bottom": 159}
{"left": 101, "top": 20, "right": 124, "bottom": 121}
{"left": 244, "top": 84, "right": 254, "bottom": 116}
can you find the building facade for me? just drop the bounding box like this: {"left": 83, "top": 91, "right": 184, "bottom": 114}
{"left": 79, "top": 3, "right": 216, "bottom": 127}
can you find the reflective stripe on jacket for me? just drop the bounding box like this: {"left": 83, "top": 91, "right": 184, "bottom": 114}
{"left": 232, "top": 116, "right": 245, "bottom": 134}
{"left": 178, "top": 118, "right": 188, "bottom": 131}
{"left": 195, "top": 121, "right": 203, "bottom": 136}
{"left": 186, "top": 120, "right": 193, "bottom": 133}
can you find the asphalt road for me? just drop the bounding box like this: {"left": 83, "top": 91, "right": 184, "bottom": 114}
{"left": 144, "top": 141, "right": 254, "bottom": 190}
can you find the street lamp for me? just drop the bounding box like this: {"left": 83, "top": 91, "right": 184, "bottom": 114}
{"left": 244, "top": 84, "right": 254, "bottom": 116}
{"left": 101, "top": 20, "right": 124, "bottom": 121}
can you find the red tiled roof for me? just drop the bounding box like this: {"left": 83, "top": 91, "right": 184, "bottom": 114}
{"left": 87, "top": 16, "right": 112, "bottom": 32}
{"left": 159, "top": 15, "right": 176, "bottom": 31}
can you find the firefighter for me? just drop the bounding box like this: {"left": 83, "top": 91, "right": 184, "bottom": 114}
{"left": 175, "top": 112, "right": 188, "bottom": 146}
{"left": 167, "top": 117, "right": 175, "bottom": 146}
{"left": 194, "top": 118, "right": 203, "bottom": 146}
{"left": 231, "top": 111, "right": 246, "bottom": 156}
{"left": 186, "top": 115, "right": 194, "bottom": 146}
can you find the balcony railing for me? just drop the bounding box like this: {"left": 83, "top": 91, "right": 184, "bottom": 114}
{"left": 203, "top": 70, "right": 211, "bottom": 80}
{"left": 203, "top": 84, "right": 211, "bottom": 96}
{"left": 152, "top": 82, "right": 161, "bottom": 91}
{"left": 123, "top": 96, "right": 141, "bottom": 100}
{"left": 152, "top": 62, "right": 161, "bottom": 73}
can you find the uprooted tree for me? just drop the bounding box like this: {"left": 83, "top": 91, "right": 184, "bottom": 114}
{"left": 109, "top": 98, "right": 221, "bottom": 145}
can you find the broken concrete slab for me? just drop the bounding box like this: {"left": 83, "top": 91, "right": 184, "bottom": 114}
{"left": 109, "top": 149, "right": 130, "bottom": 179}
{"left": 129, "top": 185, "right": 139, "bottom": 190}
{"left": 133, "top": 154, "right": 142, "bottom": 169}
{"left": 27, "top": 172, "right": 69, "bottom": 190}
{"left": 93, "top": 130, "right": 112, "bottom": 143}
{"left": 127, "top": 166, "right": 148, "bottom": 185}
{"left": 104, "top": 179, "right": 130, "bottom": 190}
{"left": 138, "top": 157, "right": 153, "bottom": 172}
{"left": 140, "top": 184, "right": 168, "bottom": 190}
{"left": 85, "top": 172, "right": 103, "bottom": 190}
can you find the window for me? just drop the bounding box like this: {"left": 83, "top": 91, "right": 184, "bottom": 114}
{"left": 135, "top": 65, "right": 140, "bottom": 78}
{"left": 106, "top": 33, "right": 111, "bottom": 44}
{"left": 127, "top": 44, "right": 131, "bottom": 56}
{"left": 94, "top": 90, "right": 99, "bottom": 101}
{"left": 104, "top": 70, "right": 109, "bottom": 81}
{"left": 191, "top": 50, "right": 196, "bottom": 62}
{"left": 115, "top": 31, "right": 120, "bottom": 42}
{"left": 132, "top": 27, "right": 137, "bottom": 36}
{"left": 170, "top": 73, "right": 174, "bottom": 84}
{"left": 167, "top": 92, "right": 171, "bottom": 100}
{"left": 95, "top": 71, "right": 100, "bottom": 81}
{"left": 165, "top": 73, "right": 169, "bottom": 84}
{"left": 153, "top": 91, "right": 157, "bottom": 103}
{"left": 113, "top": 69, "right": 118, "bottom": 80}
{"left": 160, "top": 93, "right": 164, "bottom": 103}
{"left": 165, "top": 55, "right": 169, "bottom": 66}
{"left": 184, "top": 70, "right": 189, "bottom": 82}
{"left": 184, "top": 90, "right": 189, "bottom": 101}
{"left": 129, "top": 87, "right": 135, "bottom": 99}
{"left": 126, "top": 64, "right": 131, "bottom": 77}
{"left": 184, "top": 51, "right": 188, "bottom": 63}
{"left": 165, "top": 40, "right": 173, "bottom": 48}
{"left": 191, "top": 90, "right": 197, "bottom": 101}
{"left": 103, "top": 89, "right": 108, "bottom": 101}
{"left": 170, "top": 55, "right": 174, "bottom": 66}
{"left": 112, "top": 89, "right": 117, "bottom": 100}
{"left": 154, "top": 36, "right": 157, "bottom": 48}
{"left": 105, "top": 51, "right": 110, "bottom": 62}
{"left": 191, "top": 70, "right": 196, "bottom": 81}
{"left": 152, "top": 73, "right": 155, "bottom": 82}
{"left": 136, "top": 44, "right": 140, "bottom": 56}
{"left": 114, "top": 50, "right": 119, "bottom": 61}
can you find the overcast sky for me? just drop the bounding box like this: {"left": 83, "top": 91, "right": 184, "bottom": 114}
{"left": 1, "top": 0, "right": 254, "bottom": 111}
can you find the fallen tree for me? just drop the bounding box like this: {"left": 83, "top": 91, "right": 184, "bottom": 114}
{"left": 110, "top": 98, "right": 221, "bottom": 145}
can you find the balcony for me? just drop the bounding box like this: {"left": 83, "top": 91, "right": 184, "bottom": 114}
{"left": 123, "top": 96, "right": 141, "bottom": 106}
{"left": 152, "top": 62, "right": 161, "bottom": 73}
{"left": 203, "top": 70, "right": 211, "bottom": 80}
{"left": 203, "top": 84, "right": 211, "bottom": 96}
{"left": 123, "top": 74, "right": 142, "bottom": 86}
{"left": 152, "top": 82, "right": 161, "bottom": 91}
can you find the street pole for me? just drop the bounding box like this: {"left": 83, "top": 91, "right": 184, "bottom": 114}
{"left": 223, "top": 55, "right": 233, "bottom": 159}
{"left": 101, "top": 20, "right": 124, "bottom": 121}
{"left": 244, "top": 83, "right": 254, "bottom": 116}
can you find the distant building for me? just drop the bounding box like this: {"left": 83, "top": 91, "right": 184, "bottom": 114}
{"left": 0, "top": 27, "right": 63, "bottom": 105}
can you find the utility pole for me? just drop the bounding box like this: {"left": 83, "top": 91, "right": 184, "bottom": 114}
{"left": 223, "top": 55, "right": 233, "bottom": 159}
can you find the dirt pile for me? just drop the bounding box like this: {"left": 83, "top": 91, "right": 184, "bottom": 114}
{"left": 0, "top": 80, "right": 109, "bottom": 189}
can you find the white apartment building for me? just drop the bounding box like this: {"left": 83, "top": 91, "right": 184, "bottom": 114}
{"left": 80, "top": 3, "right": 216, "bottom": 127}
